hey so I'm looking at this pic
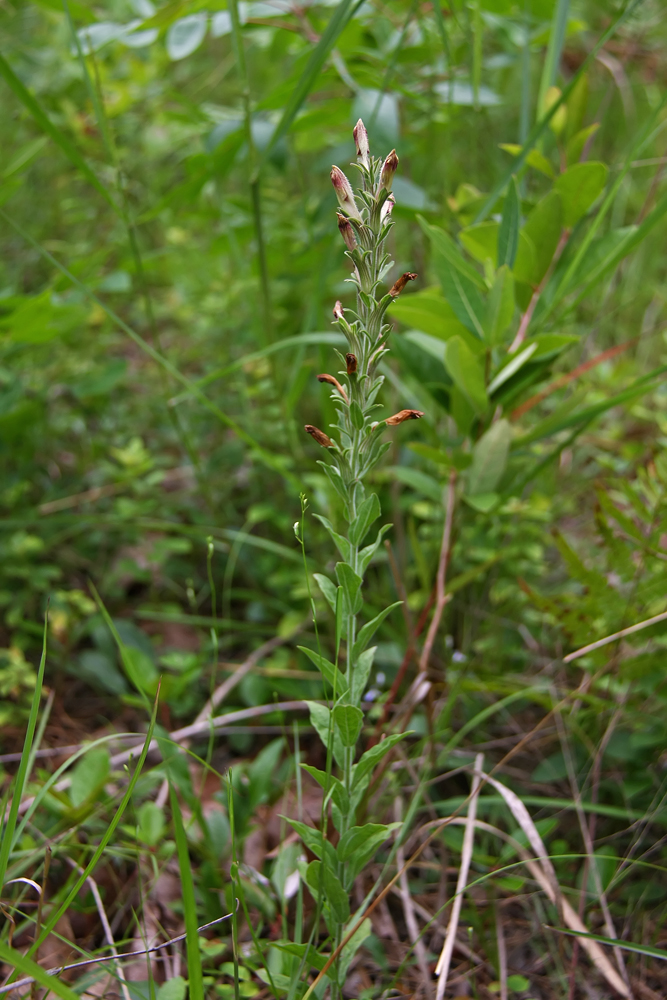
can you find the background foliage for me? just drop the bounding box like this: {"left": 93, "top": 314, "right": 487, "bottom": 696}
{"left": 1, "top": 0, "right": 667, "bottom": 997}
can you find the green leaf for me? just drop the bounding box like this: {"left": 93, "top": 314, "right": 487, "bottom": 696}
{"left": 484, "top": 265, "right": 515, "bottom": 345}
{"left": 0, "top": 941, "right": 81, "bottom": 1000}
{"left": 69, "top": 748, "right": 110, "bottom": 808}
{"left": 499, "top": 143, "right": 555, "bottom": 178}
{"left": 335, "top": 562, "right": 363, "bottom": 615}
{"left": 306, "top": 701, "right": 346, "bottom": 768}
{"left": 322, "top": 867, "right": 350, "bottom": 923}
{"left": 170, "top": 784, "right": 204, "bottom": 1000}
{"left": 351, "top": 733, "right": 408, "bottom": 793}
{"left": 313, "top": 573, "right": 337, "bottom": 613}
{"left": 459, "top": 223, "right": 536, "bottom": 285}
{"left": 522, "top": 191, "right": 563, "bottom": 284}
{"left": 566, "top": 122, "right": 600, "bottom": 166}
{"left": 487, "top": 343, "right": 537, "bottom": 395}
{"left": 137, "top": 800, "right": 165, "bottom": 847}
{"left": 157, "top": 978, "right": 187, "bottom": 1000}
{"left": 122, "top": 646, "right": 159, "bottom": 696}
{"left": 0, "top": 53, "right": 119, "bottom": 213}
{"left": 437, "top": 259, "right": 486, "bottom": 339}
{"left": 350, "top": 646, "right": 376, "bottom": 706}
{"left": 418, "top": 219, "right": 486, "bottom": 289}
{"left": 554, "top": 162, "right": 608, "bottom": 227}
{"left": 497, "top": 176, "right": 519, "bottom": 268}
{"left": 333, "top": 704, "right": 364, "bottom": 747}
{"left": 349, "top": 400, "right": 364, "bottom": 430}
{"left": 351, "top": 602, "right": 402, "bottom": 663}
{"left": 287, "top": 818, "right": 337, "bottom": 868}
{"left": 443, "top": 336, "right": 488, "bottom": 415}
{"left": 467, "top": 419, "right": 512, "bottom": 496}
{"left": 298, "top": 646, "right": 348, "bottom": 696}
{"left": 388, "top": 287, "right": 471, "bottom": 341}
{"left": 338, "top": 917, "right": 372, "bottom": 981}
{"left": 313, "top": 514, "right": 351, "bottom": 562}
{"left": 349, "top": 493, "right": 381, "bottom": 546}
{"left": 389, "top": 465, "right": 443, "bottom": 502}
{"left": 338, "top": 823, "right": 400, "bottom": 887}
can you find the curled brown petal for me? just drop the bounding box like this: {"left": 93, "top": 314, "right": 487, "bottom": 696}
{"left": 346, "top": 353, "right": 357, "bottom": 375}
{"left": 317, "top": 373, "right": 349, "bottom": 404}
{"left": 385, "top": 409, "right": 425, "bottom": 426}
{"left": 389, "top": 272, "right": 418, "bottom": 298}
{"left": 304, "top": 424, "right": 334, "bottom": 448}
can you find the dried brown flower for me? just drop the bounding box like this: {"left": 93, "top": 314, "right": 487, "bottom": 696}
{"left": 389, "top": 272, "right": 418, "bottom": 297}
{"left": 317, "top": 373, "right": 349, "bottom": 404}
{"left": 304, "top": 424, "right": 334, "bottom": 448}
{"left": 346, "top": 353, "right": 358, "bottom": 375}
{"left": 385, "top": 409, "right": 425, "bottom": 426}
{"left": 333, "top": 300, "right": 344, "bottom": 320}
{"left": 337, "top": 213, "right": 357, "bottom": 251}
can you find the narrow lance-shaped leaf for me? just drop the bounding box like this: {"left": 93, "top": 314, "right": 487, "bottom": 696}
{"left": 497, "top": 176, "right": 519, "bottom": 268}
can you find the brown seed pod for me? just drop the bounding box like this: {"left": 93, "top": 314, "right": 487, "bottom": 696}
{"left": 346, "top": 353, "right": 358, "bottom": 375}
{"left": 304, "top": 424, "right": 334, "bottom": 448}
{"left": 317, "top": 373, "right": 349, "bottom": 404}
{"left": 389, "top": 272, "right": 418, "bottom": 298}
{"left": 385, "top": 409, "right": 425, "bottom": 426}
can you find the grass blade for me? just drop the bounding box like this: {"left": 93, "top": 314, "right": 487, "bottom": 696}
{"left": 0, "top": 612, "right": 48, "bottom": 889}
{"left": 170, "top": 783, "right": 205, "bottom": 1000}
{"left": 547, "top": 927, "right": 667, "bottom": 962}
{"left": 262, "top": 0, "right": 365, "bottom": 162}
{"left": 0, "top": 942, "right": 81, "bottom": 1000}
{"left": 0, "top": 52, "right": 119, "bottom": 213}
{"left": 537, "top": 0, "right": 569, "bottom": 113}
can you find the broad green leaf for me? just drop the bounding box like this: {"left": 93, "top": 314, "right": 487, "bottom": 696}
{"left": 336, "top": 562, "right": 363, "bottom": 615}
{"left": 122, "top": 646, "right": 159, "bottom": 696}
{"left": 338, "top": 917, "right": 372, "bottom": 980}
{"left": 499, "top": 143, "right": 555, "bottom": 178}
{"left": 566, "top": 122, "right": 600, "bottom": 166}
{"left": 351, "top": 733, "right": 408, "bottom": 793}
{"left": 313, "top": 513, "right": 351, "bottom": 561}
{"left": 484, "top": 265, "right": 515, "bottom": 345}
{"left": 313, "top": 573, "right": 337, "bottom": 612}
{"left": 351, "top": 602, "right": 402, "bottom": 663}
{"left": 418, "top": 219, "right": 486, "bottom": 289}
{"left": 350, "top": 646, "right": 376, "bottom": 706}
{"left": 497, "top": 176, "right": 519, "bottom": 268}
{"left": 391, "top": 334, "right": 451, "bottom": 410}
{"left": 137, "top": 800, "right": 165, "bottom": 847}
{"left": 528, "top": 333, "right": 578, "bottom": 361}
{"left": 467, "top": 419, "right": 512, "bottom": 496}
{"left": 157, "top": 979, "right": 187, "bottom": 1000}
{"left": 306, "top": 701, "right": 346, "bottom": 768}
{"left": 338, "top": 823, "right": 394, "bottom": 861}
{"left": 459, "top": 223, "right": 536, "bottom": 285}
{"left": 69, "top": 748, "right": 110, "bottom": 808}
{"left": 333, "top": 704, "right": 364, "bottom": 747}
{"left": 349, "top": 493, "right": 381, "bottom": 546}
{"left": 443, "top": 336, "right": 488, "bottom": 415}
{"left": 349, "top": 400, "right": 364, "bottom": 430}
{"left": 298, "top": 646, "right": 348, "bottom": 696}
{"left": 287, "top": 818, "right": 337, "bottom": 868}
{"left": 487, "top": 343, "right": 537, "bottom": 395}
{"left": 322, "top": 867, "right": 350, "bottom": 923}
{"left": 437, "top": 258, "right": 486, "bottom": 339}
{"left": 358, "top": 524, "right": 393, "bottom": 576}
{"left": 554, "top": 162, "right": 608, "bottom": 227}
{"left": 388, "top": 287, "right": 470, "bottom": 341}
{"left": 166, "top": 14, "right": 207, "bottom": 60}
{"left": 522, "top": 191, "right": 563, "bottom": 283}
{"left": 388, "top": 465, "right": 443, "bottom": 502}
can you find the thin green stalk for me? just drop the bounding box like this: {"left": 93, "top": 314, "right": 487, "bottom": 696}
{"left": 227, "top": 771, "right": 241, "bottom": 1000}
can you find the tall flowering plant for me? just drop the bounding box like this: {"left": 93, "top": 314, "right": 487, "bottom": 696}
{"left": 289, "top": 121, "right": 421, "bottom": 997}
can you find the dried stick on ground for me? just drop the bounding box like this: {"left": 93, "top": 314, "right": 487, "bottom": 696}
{"left": 394, "top": 797, "right": 433, "bottom": 1000}
{"left": 435, "top": 752, "right": 484, "bottom": 999}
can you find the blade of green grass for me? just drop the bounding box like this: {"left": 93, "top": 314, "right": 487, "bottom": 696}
{"left": 0, "top": 942, "right": 82, "bottom": 1000}
{"left": 0, "top": 612, "right": 48, "bottom": 890}
{"left": 0, "top": 209, "right": 298, "bottom": 489}
{"left": 0, "top": 52, "right": 120, "bottom": 213}
{"left": 474, "top": 0, "right": 645, "bottom": 223}
{"left": 262, "top": 0, "right": 365, "bottom": 163}
{"left": 20, "top": 689, "right": 159, "bottom": 967}
{"left": 547, "top": 927, "right": 667, "bottom": 961}
{"left": 170, "top": 783, "right": 205, "bottom": 1000}
{"left": 537, "top": 0, "right": 569, "bottom": 113}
